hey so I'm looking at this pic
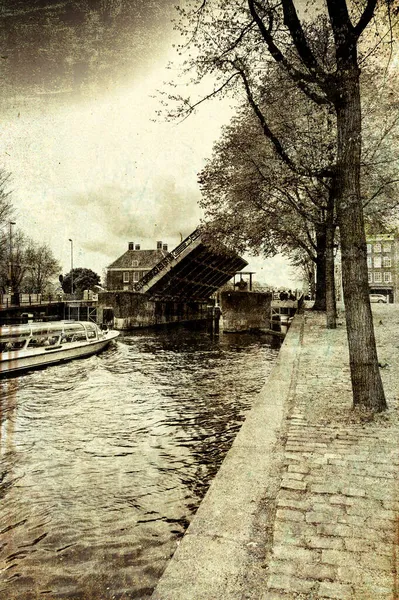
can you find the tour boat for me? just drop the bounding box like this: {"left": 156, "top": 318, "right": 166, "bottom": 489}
{"left": 0, "top": 321, "right": 119, "bottom": 376}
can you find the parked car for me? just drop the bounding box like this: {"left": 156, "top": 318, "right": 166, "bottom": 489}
{"left": 370, "top": 294, "right": 388, "bottom": 303}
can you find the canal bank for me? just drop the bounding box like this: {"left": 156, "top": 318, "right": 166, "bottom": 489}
{"left": 151, "top": 306, "right": 399, "bottom": 600}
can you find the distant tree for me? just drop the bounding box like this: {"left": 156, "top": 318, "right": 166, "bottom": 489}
{"left": 290, "top": 252, "right": 317, "bottom": 298}
{"left": 24, "top": 243, "right": 61, "bottom": 294}
{"left": 0, "top": 169, "right": 15, "bottom": 291}
{"left": 0, "top": 230, "right": 61, "bottom": 294}
{"left": 61, "top": 268, "right": 100, "bottom": 295}
{"left": 0, "top": 228, "right": 29, "bottom": 293}
{"left": 0, "top": 169, "right": 13, "bottom": 228}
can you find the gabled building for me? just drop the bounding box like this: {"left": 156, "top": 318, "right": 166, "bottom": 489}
{"left": 106, "top": 241, "right": 169, "bottom": 291}
{"left": 366, "top": 233, "right": 399, "bottom": 303}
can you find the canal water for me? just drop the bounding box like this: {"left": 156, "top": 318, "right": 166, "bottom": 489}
{"left": 0, "top": 326, "right": 279, "bottom": 600}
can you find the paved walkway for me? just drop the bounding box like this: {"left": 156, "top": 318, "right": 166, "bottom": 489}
{"left": 265, "top": 305, "right": 399, "bottom": 600}
{"left": 152, "top": 305, "right": 399, "bottom": 600}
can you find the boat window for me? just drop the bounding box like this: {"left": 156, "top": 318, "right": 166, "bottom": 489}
{"left": 85, "top": 324, "right": 98, "bottom": 339}
{"left": 28, "top": 335, "right": 59, "bottom": 348}
{"left": 46, "top": 325, "right": 63, "bottom": 335}
{"left": 70, "top": 331, "right": 87, "bottom": 342}
{"left": 0, "top": 340, "right": 27, "bottom": 351}
{"left": 60, "top": 323, "right": 86, "bottom": 341}
{"left": 31, "top": 329, "right": 50, "bottom": 338}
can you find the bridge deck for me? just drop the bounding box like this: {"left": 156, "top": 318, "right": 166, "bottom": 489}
{"left": 134, "top": 230, "right": 248, "bottom": 300}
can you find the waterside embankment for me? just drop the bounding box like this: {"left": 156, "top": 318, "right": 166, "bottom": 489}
{"left": 151, "top": 305, "right": 399, "bottom": 600}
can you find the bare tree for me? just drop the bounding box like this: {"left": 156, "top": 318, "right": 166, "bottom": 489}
{"left": 24, "top": 243, "right": 61, "bottom": 294}
{"left": 0, "top": 231, "right": 61, "bottom": 295}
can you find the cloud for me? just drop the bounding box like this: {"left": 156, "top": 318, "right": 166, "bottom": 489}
{"left": 62, "top": 175, "right": 201, "bottom": 261}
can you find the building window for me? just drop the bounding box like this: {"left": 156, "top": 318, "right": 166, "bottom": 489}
{"left": 383, "top": 256, "right": 391, "bottom": 268}
{"left": 374, "top": 256, "right": 382, "bottom": 268}
{"left": 132, "top": 260, "right": 139, "bottom": 267}
{"left": 374, "top": 243, "right": 381, "bottom": 253}
{"left": 123, "top": 272, "right": 129, "bottom": 283}
{"left": 368, "top": 272, "right": 373, "bottom": 283}
{"left": 367, "top": 256, "right": 372, "bottom": 268}
{"left": 374, "top": 272, "right": 382, "bottom": 283}
{"left": 383, "top": 243, "right": 392, "bottom": 252}
{"left": 367, "top": 243, "right": 372, "bottom": 254}
{"left": 384, "top": 272, "right": 392, "bottom": 283}
{"left": 133, "top": 272, "right": 140, "bottom": 283}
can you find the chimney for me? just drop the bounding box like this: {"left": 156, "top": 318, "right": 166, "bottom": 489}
{"left": 163, "top": 244, "right": 168, "bottom": 251}
{"left": 135, "top": 244, "right": 141, "bottom": 250}
{"left": 128, "top": 242, "right": 134, "bottom": 250}
{"left": 157, "top": 241, "right": 162, "bottom": 250}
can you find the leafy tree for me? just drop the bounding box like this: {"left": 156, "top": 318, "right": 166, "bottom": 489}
{"left": 198, "top": 80, "right": 337, "bottom": 317}
{"left": 61, "top": 268, "right": 101, "bottom": 295}
{"left": 361, "top": 69, "right": 399, "bottom": 230}
{"left": 198, "top": 66, "right": 399, "bottom": 328}
{"left": 168, "top": 0, "right": 397, "bottom": 411}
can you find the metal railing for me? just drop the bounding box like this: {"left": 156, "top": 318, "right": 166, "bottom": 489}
{"left": 0, "top": 293, "right": 66, "bottom": 308}
{"left": 0, "top": 292, "right": 100, "bottom": 308}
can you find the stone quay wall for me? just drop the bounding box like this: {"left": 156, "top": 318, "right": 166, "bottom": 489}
{"left": 220, "top": 290, "right": 272, "bottom": 332}
{"left": 97, "top": 291, "right": 209, "bottom": 330}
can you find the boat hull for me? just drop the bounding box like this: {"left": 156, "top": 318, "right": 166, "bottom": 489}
{"left": 0, "top": 331, "right": 119, "bottom": 376}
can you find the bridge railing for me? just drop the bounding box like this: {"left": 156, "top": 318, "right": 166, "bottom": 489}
{"left": 0, "top": 293, "right": 64, "bottom": 308}
{"left": 134, "top": 229, "right": 201, "bottom": 292}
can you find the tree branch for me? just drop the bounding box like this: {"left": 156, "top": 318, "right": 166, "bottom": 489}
{"left": 282, "top": 0, "right": 322, "bottom": 75}
{"left": 235, "top": 64, "right": 304, "bottom": 175}
{"left": 218, "top": 20, "right": 257, "bottom": 60}
{"left": 248, "top": 0, "right": 330, "bottom": 104}
{"left": 325, "top": 0, "right": 357, "bottom": 65}
{"left": 235, "top": 63, "right": 334, "bottom": 179}
{"left": 175, "top": 72, "right": 241, "bottom": 121}
{"left": 353, "top": 0, "right": 378, "bottom": 38}
{"left": 363, "top": 178, "right": 399, "bottom": 208}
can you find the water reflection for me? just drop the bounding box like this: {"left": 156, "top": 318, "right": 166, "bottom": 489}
{"left": 0, "top": 326, "right": 278, "bottom": 599}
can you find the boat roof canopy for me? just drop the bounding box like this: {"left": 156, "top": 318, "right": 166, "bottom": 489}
{"left": 0, "top": 321, "right": 97, "bottom": 337}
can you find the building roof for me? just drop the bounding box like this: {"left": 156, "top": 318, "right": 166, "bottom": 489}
{"left": 108, "top": 249, "right": 168, "bottom": 270}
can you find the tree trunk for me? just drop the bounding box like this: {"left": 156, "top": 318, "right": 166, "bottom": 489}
{"left": 335, "top": 65, "right": 386, "bottom": 411}
{"left": 312, "top": 224, "right": 326, "bottom": 311}
{"left": 325, "top": 192, "right": 337, "bottom": 329}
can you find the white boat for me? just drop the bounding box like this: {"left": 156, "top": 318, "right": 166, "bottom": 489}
{"left": 0, "top": 321, "right": 119, "bottom": 376}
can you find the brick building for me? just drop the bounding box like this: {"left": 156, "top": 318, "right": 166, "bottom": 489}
{"left": 106, "top": 241, "right": 169, "bottom": 291}
{"left": 367, "top": 233, "right": 399, "bottom": 303}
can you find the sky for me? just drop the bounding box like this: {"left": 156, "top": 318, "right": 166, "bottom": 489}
{"left": 0, "top": 0, "right": 301, "bottom": 288}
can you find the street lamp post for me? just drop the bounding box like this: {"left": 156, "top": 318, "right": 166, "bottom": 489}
{"left": 9, "top": 221, "right": 16, "bottom": 295}
{"left": 68, "top": 238, "right": 74, "bottom": 297}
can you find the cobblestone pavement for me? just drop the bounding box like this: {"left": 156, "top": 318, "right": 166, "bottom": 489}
{"left": 263, "top": 305, "right": 399, "bottom": 600}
